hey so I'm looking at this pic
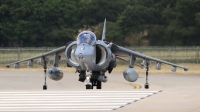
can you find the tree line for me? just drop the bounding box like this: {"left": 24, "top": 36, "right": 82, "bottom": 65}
{"left": 0, "top": 0, "right": 200, "bottom": 47}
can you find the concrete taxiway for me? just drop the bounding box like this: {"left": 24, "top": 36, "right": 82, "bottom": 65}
{"left": 0, "top": 70, "right": 199, "bottom": 112}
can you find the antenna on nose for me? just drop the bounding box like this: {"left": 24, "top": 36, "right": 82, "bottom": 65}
{"left": 101, "top": 18, "right": 106, "bottom": 41}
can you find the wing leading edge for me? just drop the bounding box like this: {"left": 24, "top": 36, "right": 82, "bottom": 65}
{"left": 111, "top": 44, "right": 188, "bottom": 71}
{"left": 6, "top": 46, "right": 66, "bottom": 68}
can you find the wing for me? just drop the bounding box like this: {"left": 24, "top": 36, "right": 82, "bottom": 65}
{"left": 111, "top": 44, "right": 188, "bottom": 71}
{"left": 5, "top": 46, "right": 66, "bottom": 68}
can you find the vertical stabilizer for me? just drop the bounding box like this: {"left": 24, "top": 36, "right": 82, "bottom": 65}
{"left": 101, "top": 18, "right": 106, "bottom": 41}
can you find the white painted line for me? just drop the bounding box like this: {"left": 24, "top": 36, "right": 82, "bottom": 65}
{"left": 0, "top": 103, "right": 128, "bottom": 105}
{"left": 0, "top": 108, "right": 113, "bottom": 111}
{"left": 0, "top": 106, "right": 119, "bottom": 109}
{"left": 0, "top": 96, "right": 147, "bottom": 99}
{"left": 0, "top": 90, "right": 160, "bottom": 111}
{"left": 0, "top": 93, "right": 154, "bottom": 95}
{"left": 0, "top": 98, "right": 139, "bottom": 102}
{"left": 0, "top": 93, "right": 151, "bottom": 95}
{"left": 0, "top": 103, "right": 127, "bottom": 106}
{"left": 0, "top": 100, "right": 135, "bottom": 104}
{"left": 0, "top": 97, "right": 142, "bottom": 100}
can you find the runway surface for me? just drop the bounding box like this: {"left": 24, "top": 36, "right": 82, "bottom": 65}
{"left": 0, "top": 70, "right": 200, "bottom": 112}
{"left": 0, "top": 91, "right": 160, "bottom": 111}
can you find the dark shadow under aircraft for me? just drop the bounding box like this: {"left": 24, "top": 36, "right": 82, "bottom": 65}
{"left": 6, "top": 19, "right": 188, "bottom": 90}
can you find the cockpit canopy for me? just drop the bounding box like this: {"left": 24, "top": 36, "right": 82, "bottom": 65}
{"left": 77, "top": 31, "right": 96, "bottom": 45}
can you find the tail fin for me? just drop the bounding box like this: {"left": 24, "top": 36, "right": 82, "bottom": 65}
{"left": 101, "top": 18, "right": 106, "bottom": 41}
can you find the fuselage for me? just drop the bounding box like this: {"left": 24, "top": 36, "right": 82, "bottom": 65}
{"left": 65, "top": 31, "right": 116, "bottom": 72}
{"left": 74, "top": 43, "right": 96, "bottom": 70}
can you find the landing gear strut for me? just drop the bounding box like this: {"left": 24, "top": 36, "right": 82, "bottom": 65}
{"left": 42, "top": 57, "right": 47, "bottom": 90}
{"left": 85, "top": 71, "right": 92, "bottom": 89}
{"left": 144, "top": 60, "right": 149, "bottom": 89}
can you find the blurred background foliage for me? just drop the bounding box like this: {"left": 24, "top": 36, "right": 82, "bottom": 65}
{"left": 0, "top": 0, "right": 200, "bottom": 47}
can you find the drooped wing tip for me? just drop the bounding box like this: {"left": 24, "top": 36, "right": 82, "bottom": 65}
{"left": 104, "top": 18, "right": 106, "bottom": 22}
{"left": 184, "top": 68, "right": 188, "bottom": 71}
{"left": 5, "top": 65, "right": 10, "bottom": 68}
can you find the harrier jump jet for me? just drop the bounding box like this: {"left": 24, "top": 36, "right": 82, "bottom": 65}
{"left": 6, "top": 19, "right": 188, "bottom": 90}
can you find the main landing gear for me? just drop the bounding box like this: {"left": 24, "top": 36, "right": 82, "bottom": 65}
{"left": 91, "top": 79, "right": 102, "bottom": 89}
{"left": 85, "top": 80, "right": 102, "bottom": 89}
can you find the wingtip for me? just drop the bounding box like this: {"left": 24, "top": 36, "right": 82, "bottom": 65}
{"left": 104, "top": 18, "right": 106, "bottom": 21}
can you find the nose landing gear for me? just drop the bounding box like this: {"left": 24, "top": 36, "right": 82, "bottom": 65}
{"left": 84, "top": 71, "right": 102, "bottom": 89}
{"left": 85, "top": 71, "right": 92, "bottom": 89}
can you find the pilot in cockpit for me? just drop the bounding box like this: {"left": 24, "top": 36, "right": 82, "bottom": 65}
{"left": 77, "top": 31, "right": 96, "bottom": 45}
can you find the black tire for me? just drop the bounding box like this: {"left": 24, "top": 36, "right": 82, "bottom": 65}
{"left": 86, "top": 85, "right": 92, "bottom": 89}
{"left": 144, "top": 84, "right": 149, "bottom": 89}
{"left": 43, "top": 85, "right": 47, "bottom": 90}
{"left": 96, "top": 81, "right": 102, "bottom": 89}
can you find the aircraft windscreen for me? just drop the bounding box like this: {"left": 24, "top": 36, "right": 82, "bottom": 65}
{"left": 77, "top": 31, "right": 96, "bottom": 45}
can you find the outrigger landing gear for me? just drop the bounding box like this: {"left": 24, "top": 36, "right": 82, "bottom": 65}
{"left": 42, "top": 57, "right": 47, "bottom": 90}
{"left": 144, "top": 60, "right": 149, "bottom": 89}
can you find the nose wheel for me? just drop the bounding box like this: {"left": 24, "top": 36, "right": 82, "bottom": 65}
{"left": 84, "top": 71, "right": 103, "bottom": 89}
{"left": 86, "top": 85, "right": 92, "bottom": 89}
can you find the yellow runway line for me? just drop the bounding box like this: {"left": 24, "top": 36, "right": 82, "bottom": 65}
{"left": 113, "top": 81, "right": 141, "bottom": 89}
{"left": 130, "top": 83, "right": 141, "bottom": 89}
